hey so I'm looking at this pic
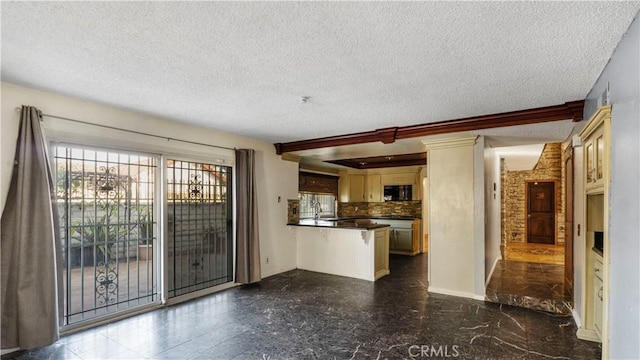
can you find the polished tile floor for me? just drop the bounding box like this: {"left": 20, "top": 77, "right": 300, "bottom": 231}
{"left": 486, "top": 260, "right": 573, "bottom": 315}
{"left": 13, "top": 254, "right": 600, "bottom": 359}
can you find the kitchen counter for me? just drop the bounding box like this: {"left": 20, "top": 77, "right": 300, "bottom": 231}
{"left": 293, "top": 221, "right": 390, "bottom": 281}
{"left": 289, "top": 219, "right": 390, "bottom": 230}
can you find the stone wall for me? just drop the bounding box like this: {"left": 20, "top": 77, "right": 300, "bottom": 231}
{"left": 338, "top": 201, "right": 422, "bottom": 218}
{"left": 502, "top": 143, "right": 565, "bottom": 245}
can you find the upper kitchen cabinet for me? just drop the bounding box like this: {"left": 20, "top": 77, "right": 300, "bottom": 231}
{"left": 339, "top": 167, "right": 422, "bottom": 203}
{"left": 349, "top": 174, "right": 366, "bottom": 202}
{"left": 367, "top": 174, "right": 382, "bottom": 202}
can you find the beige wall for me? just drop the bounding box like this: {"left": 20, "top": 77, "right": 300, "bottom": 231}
{"left": 426, "top": 137, "right": 484, "bottom": 299}
{"left": 1, "top": 82, "right": 299, "bottom": 278}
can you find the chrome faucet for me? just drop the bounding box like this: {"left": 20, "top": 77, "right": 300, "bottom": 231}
{"left": 312, "top": 200, "right": 322, "bottom": 221}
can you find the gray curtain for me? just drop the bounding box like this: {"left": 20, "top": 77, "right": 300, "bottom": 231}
{"left": 235, "top": 149, "right": 261, "bottom": 284}
{"left": 1, "top": 106, "right": 62, "bottom": 349}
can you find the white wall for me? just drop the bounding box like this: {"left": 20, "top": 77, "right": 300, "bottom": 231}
{"left": 483, "top": 147, "right": 502, "bottom": 284}
{"left": 582, "top": 13, "right": 640, "bottom": 359}
{"left": 426, "top": 137, "right": 484, "bottom": 299}
{"left": 1, "top": 82, "right": 299, "bottom": 278}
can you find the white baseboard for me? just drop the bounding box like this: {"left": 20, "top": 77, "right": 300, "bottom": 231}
{"left": 485, "top": 255, "right": 501, "bottom": 287}
{"left": 1, "top": 348, "right": 20, "bottom": 356}
{"left": 576, "top": 327, "right": 601, "bottom": 343}
{"left": 428, "top": 286, "right": 484, "bottom": 301}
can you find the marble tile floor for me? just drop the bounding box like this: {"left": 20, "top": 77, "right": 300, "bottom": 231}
{"left": 11, "top": 254, "right": 599, "bottom": 360}
{"left": 486, "top": 260, "right": 573, "bottom": 315}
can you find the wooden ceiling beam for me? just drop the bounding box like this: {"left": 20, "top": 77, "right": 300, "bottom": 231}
{"left": 274, "top": 100, "right": 584, "bottom": 155}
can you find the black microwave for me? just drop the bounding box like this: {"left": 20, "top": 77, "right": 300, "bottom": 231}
{"left": 383, "top": 185, "right": 413, "bottom": 201}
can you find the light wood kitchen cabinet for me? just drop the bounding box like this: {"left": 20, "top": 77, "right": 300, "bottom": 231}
{"left": 339, "top": 168, "right": 422, "bottom": 202}
{"left": 349, "top": 174, "right": 365, "bottom": 202}
{"left": 367, "top": 174, "right": 381, "bottom": 202}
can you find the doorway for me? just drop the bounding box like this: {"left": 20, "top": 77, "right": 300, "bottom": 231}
{"left": 486, "top": 143, "right": 571, "bottom": 314}
{"left": 526, "top": 181, "right": 556, "bottom": 244}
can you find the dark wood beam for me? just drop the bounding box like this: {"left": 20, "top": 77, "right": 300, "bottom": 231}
{"left": 274, "top": 127, "right": 398, "bottom": 155}
{"left": 274, "top": 100, "right": 584, "bottom": 155}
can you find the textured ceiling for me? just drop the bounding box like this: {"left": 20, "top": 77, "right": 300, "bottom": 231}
{"left": 2, "top": 2, "right": 639, "bottom": 147}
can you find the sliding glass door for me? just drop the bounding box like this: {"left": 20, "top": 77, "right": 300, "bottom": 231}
{"left": 53, "top": 145, "right": 159, "bottom": 325}
{"left": 166, "top": 159, "right": 234, "bottom": 298}
{"left": 53, "top": 146, "right": 234, "bottom": 326}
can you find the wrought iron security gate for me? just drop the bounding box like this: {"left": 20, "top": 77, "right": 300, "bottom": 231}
{"left": 167, "top": 159, "right": 233, "bottom": 298}
{"left": 53, "top": 145, "right": 158, "bottom": 325}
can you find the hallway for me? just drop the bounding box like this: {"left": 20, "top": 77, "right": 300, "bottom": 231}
{"left": 12, "top": 254, "right": 598, "bottom": 359}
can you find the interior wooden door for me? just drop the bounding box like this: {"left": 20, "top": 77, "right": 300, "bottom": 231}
{"left": 527, "top": 181, "right": 556, "bottom": 244}
{"left": 564, "top": 146, "right": 574, "bottom": 296}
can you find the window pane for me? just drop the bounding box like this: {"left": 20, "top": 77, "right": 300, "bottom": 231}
{"left": 166, "top": 159, "right": 233, "bottom": 298}
{"left": 298, "top": 192, "right": 336, "bottom": 218}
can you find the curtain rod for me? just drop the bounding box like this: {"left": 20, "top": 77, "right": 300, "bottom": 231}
{"left": 15, "top": 107, "right": 236, "bottom": 151}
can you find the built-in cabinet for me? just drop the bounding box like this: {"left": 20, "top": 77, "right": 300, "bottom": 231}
{"left": 577, "top": 105, "right": 610, "bottom": 346}
{"left": 584, "top": 126, "right": 606, "bottom": 190}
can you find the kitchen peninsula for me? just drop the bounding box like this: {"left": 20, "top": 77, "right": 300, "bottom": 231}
{"left": 289, "top": 219, "right": 390, "bottom": 281}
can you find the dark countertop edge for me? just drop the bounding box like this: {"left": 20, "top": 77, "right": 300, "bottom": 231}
{"left": 322, "top": 216, "right": 420, "bottom": 221}
{"left": 287, "top": 222, "right": 390, "bottom": 230}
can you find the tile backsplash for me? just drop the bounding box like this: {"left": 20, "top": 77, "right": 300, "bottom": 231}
{"left": 338, "top": 201, "right": 421, "bottom": 218}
